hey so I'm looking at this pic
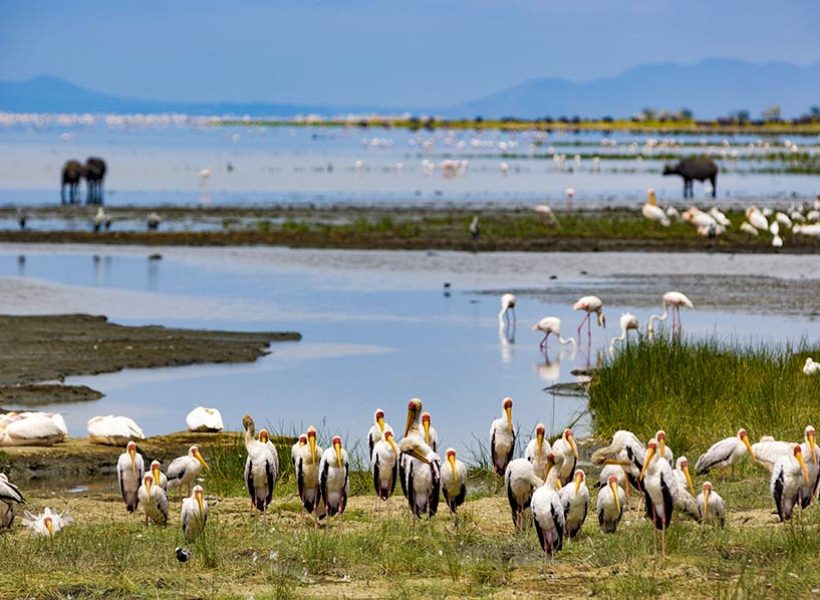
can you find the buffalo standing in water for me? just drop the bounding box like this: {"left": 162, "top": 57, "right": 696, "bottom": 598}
{"left": 61, "top": 160, "right": 84, "bottom": 204}
{"left": 662, "top": 157, "right": 718, "bottom": 198}
{"left": 84, "top": 157, "right": 107, "bottom": 205}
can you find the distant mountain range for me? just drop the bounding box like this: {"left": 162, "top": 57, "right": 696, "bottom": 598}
{"left": 1, "top": 59, "right": 818, "bottom": 119}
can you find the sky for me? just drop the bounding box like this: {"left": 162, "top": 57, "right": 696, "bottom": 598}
{"left": 1, "top": 0, "right": 819, "bottom": 107}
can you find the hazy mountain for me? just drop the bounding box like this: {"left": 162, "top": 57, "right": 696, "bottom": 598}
{"left": 1, "top": 59, "right": 818, "bottom": 118}
{"left": 454, "top": 59, "right": 820, "bottom": 119}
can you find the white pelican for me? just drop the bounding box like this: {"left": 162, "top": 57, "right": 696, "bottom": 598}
{"left": 672, "top": 456, "right": 700, "bottom": 521}
{"left": 137, "top": 473, "right": 168, "bottom": 526}
{"left": 771, "top": 445, "right": 809, "bottom": 522}
{"left": 531, "top": 454, "right": 565, "bottom": 565}
{"left": 551, "top": 428, "right": 579, "bottom": 486}
{"left": 709, "top": 207, "right": 732, "bottom": 227}
{"left": 291, "top": 433, "right": 307, "bottom": 470}
{"left": 0, "top": 473, "right": 24, "bottom": 529}
{"left": 746, "top": 206, "right": 768, "bottom": 231}
{"left": 609, "top": 313, "right": 641, "bottom": 355}
{"left": 489, "top": 397, "right": 515, "bottom": 476}
{"left": 559, "top": 470, "right": 589, "bottom": 539}
{"left": 647, "top": 291, "right": 693, "bottom": 336}
{"left": 638, "top": 439, "right": 677, "bottom": 556}
{"left": 597, "top": 473, "right": 625, "bottom": 533}
{"left": 504, "top": 457, "right": 544, "bottom": 530}
{"left": 295, "top": 426, "right": 324, "bottom": 517}
{"left": 525, "top": 423, "right": 550, "bottom": 479}
{"left": 534, "top": 204, "right": 560, "bottom": 226}
{"left": 794, "top": 223, "right": 820, "bottom": 236}
{"left": 398, "top": 399, "right": 441, "bottom": 518}
{"left": 421, "top": 412, "right": 438, "bottom": 452}
{"left": 804, "top": 358, "right": 820, "bottom": 375}
{"left": 167, "top": 445, "right": 210, "bottom": 500}
{"left": 573, "top": 295, "right": 605, "bottom": 344}
{"left": 117, "top": 440, "right": 145, "bottom": 513}
{"left": 695, "top": 429, "right": 755, "bottom": 480}
{"left": 150, "top": 460, "right": 168, "bottom": 490}
{"left": 242, "top": 415, "right": 278, "bottom": 520}
{"left": 181, "top": 485, "right": 208, "bottom": 540}
{"left": 185, "top": 407, "right": 224, "bottom": 432}
{"left": 21, "top": 507, "right": 72, "bottom": 537}
{"left": 696, "top": 481, "right": 725, "bottom": 526}
{"left": 371, "top": 430, "right": 399, "bottom": 501}
{"left": 319, "top": 436, "right": 349, "bottom": 518}
{"left": 533, "top": 317, "right": 576, "bottom": 353}
{"left": 441, "top": 448, "right": 467, "bottom": 515}
{"left": 499, "top": 293, "right": 517, "bottom": 328}
{"left": 591, "top": 430, "right": 646, "bottom": 493}
{"left": 642, "top": 189, "right": 670, "bottom": 226}
{"left": 87, "top": 415, "right": 145, "bottom": 446}
{"left": 367, "top": 408, "right": 393, "bottom": 459}
{"left": 740, "top": 222, "right": 759, "bottom": 236}
{"left": 0, "top": 411, "right": 67, "bottom": 446}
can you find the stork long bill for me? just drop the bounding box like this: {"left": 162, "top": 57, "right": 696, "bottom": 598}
{"left": 638, "top": 446, "right": 656, "bottom": 481}
{"left": 448, "top": 454, "right": 458, "bottom": 483}
{"left": 194, "top": 449, "right": 210, "bottom": 470}
{"left": 797, "top": 450, "right": 810, "bottom": 484}
{"left": 309, "top": 434, "right": 317, "bottom": 465}
{"left": 683, "top": 465, "right": 695, "bottom": 495}
{"left": 609, "top": 479, "right": 621, "bottom": 513}
{"left": 810, "top": 431, "right": 817, "bottom": 465}
{"left": 703, "top": 487, "right": 710, "bottom": 515}
{"left": 505, "top": 406, "right": 513, "bottom": 433}
{"left": 334, "top": 441, "right": 343, "bottom": 468}
{"left": 741, "top": 434, "right": 755, "bottom": 460}
{"left": 574, "top": 472, "right": 583, "bottom": 495}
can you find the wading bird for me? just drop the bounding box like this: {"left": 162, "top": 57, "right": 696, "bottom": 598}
{"left": 551, "top": 428, "right": 579, "bottom": 486}
{"left": 291, "top": 434, "right": 307, "bottom": 470}
{"left": 242, "top": 415, "right": 278, "bottom": 522}
{"left": 186, "top": 407, "right": 224, "bottom": 432}
{"left": 771, "top": 445, "right": 809, "bottom": 522}
{"left": 609, "top": 313, "right": 641, "bottom": 356}
{"left": 490, "top": 397, "right": 515, "bottom": 477}
{"left": 499, "top": 293, "right": 517, "bottom": 331}
{"left": 398, "top": 399, "right": 441, "bottom": 518}
{"left": 22, "top": 507, "right": 72, "bottom": 537}
{"left": 181, "top": 485, "right": 208, "bottom": 540}
{"left": 371, "top": 430, "right": 399, "bottom": 502}
{"left": 0, "top": 473, "right": 25, "bottom": 529}
{"left": 295, "top": 426, "right": 324, "bottom": 517}
{"left": 695, "top": 429, "right": 755, "bottom": 481}
{"left": 591, "top": 430, "right": 646, "bottom": 494}
{"left": 696, "top": 481, "right": 725, "bottom": 527}
{"left": 167, "top": 445, "right": 210, "bottom": 500}
{"left": 752, "top": 426, "right": 818, "bottom": 507}
{"left": 504, "top": 457, "right": 544, "bottom": 531}
{"left": 531, "top": 454, "right": 565, "bottom": 569}
{"left": 655, "top": 430, "right": 674, "bottom": 463}
{"left": 319, "top": 436, "right": 349, "bottom": 518}
{"left": 533, "top": 317, "right": 576, "bottom": 354}
{"left": 525, "top": 423, "right": 550, "bottom": 479}
{"left": 672, "top": 456, "right": 700, "bottom": 521}
{"left": 639, "top": 439, "right": 677, "bottom": 557}
{"left": 117, "top": 441, "right": 145, "bottom": 513}
{"left": 642, "top": 189, "right": 670, "bottom": 226}
{"left": 87, "top": 415, "right": 145, "bottom": 446}
{"left": 137, "top": 473, "right": 169, "bottom": 526}
{"left": 441, "top": 448, "right": 467, "bottom": 515}
{"left": 573, "top": 295, "right": 606, "bottom": 347}
{"left": 150, "top": 460, "right": 168, "bottom": 490}
{"left": 597, "top": 474, "right": 626, "bottom": 533}
{"left": 647, "top": 291, "right": 693, "bottom": 336}
{"left": 367, "top": 408, "right": 393, "bottom": 459}
{"left": 560, "top": 470, "right": 589, "bottom": 539}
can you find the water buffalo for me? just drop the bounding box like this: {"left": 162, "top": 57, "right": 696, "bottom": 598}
{"left": 84, "top": 157, "right": 107, "bottom": 204}
{"left": 61, "top": 159, "right": 84, "bottom": 204}
{"left": 662, "top": 157, "right": 718, "bottom": 198}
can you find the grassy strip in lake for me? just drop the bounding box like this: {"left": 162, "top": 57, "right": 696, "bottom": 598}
{"left": 589, "top": 337, "right": 820, "bottom": 454}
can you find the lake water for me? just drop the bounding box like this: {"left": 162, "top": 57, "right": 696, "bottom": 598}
{"left": 0, "top": 119, "right": 818, "bottom": 209}
{"left": 0, "top": 244, "right": 816, "bottom": 459}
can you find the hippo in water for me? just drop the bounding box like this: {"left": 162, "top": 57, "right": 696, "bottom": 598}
{"left": 663, "top": 157, "right": 718, "bottom": 198}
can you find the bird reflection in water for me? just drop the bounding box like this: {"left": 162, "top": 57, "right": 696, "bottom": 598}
{"left": 17, "top": 255, "right": 25, "bottom": 276}
{"left": 498, "top": 321, "right": 515, "bottom": 364}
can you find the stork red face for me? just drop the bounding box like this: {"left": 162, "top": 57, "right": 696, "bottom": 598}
{"left": 502, "top": 398, "right": 513, "bottom": 433}
{"left": 446, "top": 448, "right": 458, "bottom": 482}
{"left": 259, "top": 429, "right": 270, "bottom": 443}
{"left": 404, "top": 398, "right": 422, "bottom": 437}
{"left": 307, "top": 426, "right": 318, "bottom": 464}
{"left": 564, "top": 428, "right": 578, "bottom": 458}
{"left": 375, "top": 409, "right": 386, "bottom": 432}
{"left": 607, "top": 474, "right": 621, "bottom": 512}
{"left": 737, "top": 429, "right": 755, "bottom": 460}
{"left": 332, "top": 436, "right": 344, "bottom": 468}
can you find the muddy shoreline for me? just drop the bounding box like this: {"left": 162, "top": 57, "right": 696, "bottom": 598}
{"left": 0, "top": 314, "right": 300, "bottom": 406}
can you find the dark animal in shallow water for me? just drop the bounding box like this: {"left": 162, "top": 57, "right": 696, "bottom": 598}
{"left": 84, "top": 157, "right": 107, "bottom": 205}
{"left": 663, "top": 158, "right": 718, "bottom": 199}
{"left": 61, "top": 160, "right": 84, "bottom": 204}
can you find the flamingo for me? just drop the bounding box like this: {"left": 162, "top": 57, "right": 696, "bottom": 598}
{"left": 573, "top": 295, "right": 606, "bottom": 347}
{"left": 647, "top": 291, "right": 693, "bottom": 336}
{"left": 609, "top": 313, "right": 641, "bottom": 356}
{"left": 499, "top": 293, "right": 517, "bottom": 331}
{"left": 533, "top": 317, "right": 576, "bottom": 354}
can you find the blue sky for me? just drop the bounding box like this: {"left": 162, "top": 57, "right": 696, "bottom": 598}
{"left": 1, "top": 0, "right": 819, "bottom": 106}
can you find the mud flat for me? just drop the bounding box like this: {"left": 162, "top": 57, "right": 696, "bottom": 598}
{"left": 0, "top": 314, "right": 300, "bottom": 406}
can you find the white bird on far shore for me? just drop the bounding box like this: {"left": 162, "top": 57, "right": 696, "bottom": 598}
{"left": 642, "top": 189, "right": 670, "bottom": 226}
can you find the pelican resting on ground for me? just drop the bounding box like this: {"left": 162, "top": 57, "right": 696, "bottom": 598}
{"left": 639, "top": 439, "right": 677, "bottom": 557}
{"left": 371, "top": 430, "right": 399, "bottom": 501}
{"left": 695, "top": 429, "right": 755, "bottom": 481}
{"left": 138, "top": 473, "right": 169, "bottom": 526}
{"left": 167, "top": 445, "right": 210, "bottom": 500}
{"left": 367, "top": 408, "right": 393, "bottom": 459}
{"left": 243, "top": 415, "right": 278, "bottom": 520}
{"left": 560, "top": 469, "right": 589, "bottom": 539}
{"left": 771, "top": 445, "right": 809, "bottom": 522}
{"left": 525, "top": 423, "right": 550, "bottom": 479}
{"left": 647, "top": 291, "right": 693, "bottom": 336}
{"left": 697, "top": 481, "right": 725, "bottom": 526}
{"left": 597, "top": 473, "right": 626, "bottom": 533}
{"left": 22, "top": 507, "right": 72, "bottom": 537}
{"left": 0, "top": 412, "right": 67, "bottom": 446}
{"left": 181, "top": 485, "right": 208, "bottom": 540}
{"left": 186, "top": 407, "right": 224, "bottom": 432}
{"left": 319, "top": 436, "right": 349, "bottom": 518}
{"left": 295, "top": 426, "right": 324, "bottom": 518}
{"left": 441, "top": 448, "right": 467, "bottom": 515}
{"left": 0, "top": 473, "right": 25, "bottom": 529}
{"left": 117, "top": 440, "right": 145, "bottom": 513}
{"left": 87, "top": 415, "right": 145, "bottom": 446}
{"left": 804, "top": 358, "right": 820, "bottom": 375}
{"left": 505, "top": 457, "right": 544, "bottom": 531}
{"left": 489, "top": 397, "right": 515, "bottom": 476}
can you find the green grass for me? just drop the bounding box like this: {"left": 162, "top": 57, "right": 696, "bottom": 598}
{"left": 589, "top": 337, "right": 820, "bottom": 455}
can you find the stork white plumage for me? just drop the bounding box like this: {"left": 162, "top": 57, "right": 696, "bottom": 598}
{"left": 654, "top": 430, "right": 674, "bottom": 463}
{"left": 489, "top": 397, "right": 515, "bottom": 476}
{"left": 117, "top": 441, "right": 145, "bottom": 513}
{"left": 647, "top": 291, "right": 694, "bottom": 336}
{"left": 22, "top": 507, "right": 72, "bottom": 537}
{"left": 181, "top": 485, "right": 208, "bottom": 540}
{"left": 504, "top": 457, "right": 544, "bottom": 530}
{"left": 167, "top": 445, "right": 210, "bottom": 500}
{"left": 242, "top": 415, "right": 278, "bottom": 522}
{"left": 295, "top": 426, "right": 324, "bottom": 518}
{"left": 672, "top": 456, "right": 700, "bottom": 521}
{"left": 771, "top": 445, "right": 809, "bottom": 522}
{"left": 525, "top": 423, "right": 550, "bottom": 479}
{"left": 0, "top": 473, "right": 25, "bottom": 529}
{"left": 752, "top": 426, "right": 818, "bottom": 508}
{"left": 597, "top": 473, "right": 625, "bottom": 533}
{"left": 642, "top": 189, "right": 670, "bottom": 226}
{"left": 591, "top": 430, "right": 646, "bottom": 494}
{"left": 397, "top": 398, "right": 441, "bottom": 518}
{"left": 319, "top": 435, "right": 349, "bottom": 518}
{"left": 421, "top": 412, "right": 438, "bottom": 452}
{"left": 531, "top": 454, "right": 565, "bottom": 570}
{"left": 185, "top": 407, "right": 224, "bottom": 432}
{"left": 87, "top": 415, "right": 145, "bottom": 446}
{"left": 441, "top": 448, "right": 467, "bottom": 515}
{"left": 371, "top": 430, "right": 399, "bottom": 502}
{"left": 291, "top": 433, "right": 307, "bottom": 471}
{"left": 559, "top": 470, "right": 589, "bottom": 539}
{"left": 367, "top": 408, "right": 393, "bottom": 459}
{"left": 639, "top": 439, "right": 677, "bottom": 557}
{"left": 696, "top": 481, "right": 725, "bottom": 526}
{"left": 533, "top": 316, "right": 576, "bottom": 354}
{"left": 149, "top": 460, "right": 168, "bottom": 490}
{"left": 137, "top": 473, "right": 169, "bottom": 526}
{"left": 695, "top": 429, "right": 755, "bottom": 481}
{"left": 551, "top": 428, "right": 579, "bottom": 486}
